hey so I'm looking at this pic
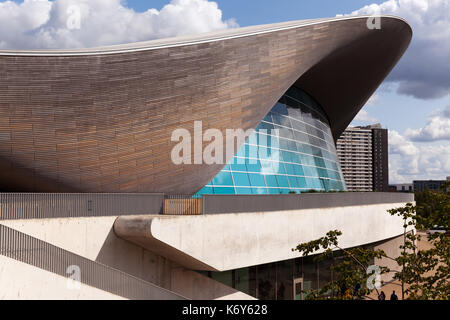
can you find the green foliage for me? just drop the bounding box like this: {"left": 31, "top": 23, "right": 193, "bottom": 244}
{"left": 388, "top": 182, "right": 449, "bottom": 300}
{"left": 293, "top": 182, "right": 449, "bottom": 300}
{"left": 414, "top": 181, "right": 450, "bottom": 229}
{"left": 293, "top": 231, "right": 389, "bottom": 300}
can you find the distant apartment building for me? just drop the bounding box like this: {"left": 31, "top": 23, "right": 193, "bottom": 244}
{"left": 413, "top": 177, "right": 450, "bottom": 192}
{"left": 336, "top": 124, "right": 389, "bottom": 192}
{"left": 389, "top": 183, "right": 413, "bottom": 193}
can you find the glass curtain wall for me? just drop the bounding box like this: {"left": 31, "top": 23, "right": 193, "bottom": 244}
{"left": 197, "top": 86, "right": 346, "bottom": 195}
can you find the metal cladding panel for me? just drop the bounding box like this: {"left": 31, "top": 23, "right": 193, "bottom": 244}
{"left": 0, "top": 16, "right": 412, "bottom": 194}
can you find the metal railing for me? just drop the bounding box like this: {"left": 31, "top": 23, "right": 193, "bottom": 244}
{"left": 0, "top": 192, "right": 414, "bottom": 218}
{"left": 202, "top": 192, "right": 415, "bottom": 214}
{"left": 0, "top": 193, "right": 164, "bottom": 220}
{"left": 163, "top": 195, "right": 203, "bottom": 215}
{"left": 0, "top": 223, "right": 186, "bottom": 300}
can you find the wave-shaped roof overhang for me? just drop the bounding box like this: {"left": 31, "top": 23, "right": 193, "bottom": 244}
{"left": 0, "top": 16, "right": 412, "bottom": 193}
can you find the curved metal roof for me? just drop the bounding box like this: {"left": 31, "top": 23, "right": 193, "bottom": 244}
{"left": 0, "top": 15, "right": 412, "bottom": 193}
{"left": 0, "top": 15, "right": 410, "bottom": 56}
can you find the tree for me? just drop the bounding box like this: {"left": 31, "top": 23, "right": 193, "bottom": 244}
{"left": 389, "top": 182, "right": 449, "bottom": 300}
{"left": 293, "top": 182, "right": 449, "bottom": 300}
{"left": 292, "top": 230, "right": 389, "bottom": 299}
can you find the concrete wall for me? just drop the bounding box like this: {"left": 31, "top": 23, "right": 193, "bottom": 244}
{"left": 0, "top": 217, "right": 252, "bottom": 300}
{"left": 0, "top": 255, "right": 124, "bottom": 300}
{"left": 374, "top": 234, "right": 406, "bottom": 284}
{"left": 203, "top": 192, "right": 414, "bottom": 214}
{"left": 115, "top": 202, "right": 413, "bottom": 271}
{"left": 365, "top": 234, "right": 407, "bottom": 300}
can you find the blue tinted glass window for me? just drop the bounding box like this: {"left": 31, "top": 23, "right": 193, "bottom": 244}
{"left": 301, "top": 155, "right": 315, "bottom": 166}
{"left": 285, "top": 97, "right": 299, "bottom": 108}
{"left": 314, "top": 157, "right": 326, "bottom": 168}
{"left": 303, "top": 166, "right": 318, "bottom": 177}
{"left": 214, "top": 187, "right": 235, "bottom": 194}
{"left": 267, "top": 188, "right": 281, "bottom": 194}
{"left": 233, "top": 172, "right": 250, "bottom": 186}
{"left": 284, "top": 163, "right": 297, "bottom": 175}
{"left": 196, "top": 86, "right": 346, "bottom": 196}
{"left": 248, "top": 173, "right": 266, "bottom": 187}
{"left": 272, "top": 115, "right": 290, "bottom": 128}
{"left": 258, "top": 146, "right": 269, "bottom": 160}
{"left": 332, "top": 162, "right": 339, "bottom": 171}
{"left": 318, "top": 168, "right": 328, "bottom": 178}
{"left": 287, "top": 140, "right": 297, "bottom": 152}
{"left": 252, "top": 187, "right": 268, "bottom": 194}
{"left": 212, "top": 171, "right": 233, "bottom": 186}
{"left": 297, "top": 143, "right": 312, "bottom": 154}
{"left": 197, "top": 186, "right": 214, "bottom": 195}
{"left": 235, "top": 187, "right": 253, "bottom": 195}
{"left": 278, "top": 127, "right": 294, "bottom": 139}
{"left": 306, "top": 178, "right": 321, "bottom": 189}
{"left": 273, "top": 162, "right": 286, "bottom": 174}
{"left": 279, "top": 139, "right": 290, "bottom": 151}
{"left": 272, "top": 103, "right": 288, "bottom": 115}
{"left": 320, "top": 179, "right": 330, "bottom": 191}
{"left": 260, "top": 160, "right": 275, "bottom": 174}
{"left": 258, "top": 121, "right": 274, "bottom": 131}
{"left": 247, "top": 146, "right": 259, "bottom": 160}
{"left": 263, "top": 113, "right": 272, "bottom": 122}
{"left": 294, "top": 165, "right": 304, "bottom": 176}
{"left": 246, "top": 159, "right": 261, "bottom": 173}
{"left": 276, "top": 175, "right": 289, "bottom": 188}
{"left": 297, "top": 176, "right": 307, "bottom": 188}
{"left": 291, "top": 118, "right": 306, "bottom": 131}
{"left": 271, "top": 113, "right": 284, "bottom": 125}
{"left": 281, "top": 151, "right": 293, "bottom": 163}
{"left": 311, "top": 146, "right": 323, "bottom": 157}
{"left": 294, "top": 131, "right": 309, "bottom": 143}
{"left": 235, "top": 146, "right": 246, "bottom": 158}
{"left": 265, "top": 175, "right": 279, "bottom": 188}
{"left": 230, "top": 161, "right": 247, "bottom": 172}
{"left": 266, "top": 135, "right": 279, "bottom": 149}
{"left": 288, "top": 176, "right": 299, "bottom": 188}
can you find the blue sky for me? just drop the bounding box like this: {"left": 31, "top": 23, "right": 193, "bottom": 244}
{"left": 122, "top": 0, "right": 450, "bottom": 130}
{"left": 125, "top": 0, "right": 386, "bottom": 23}
{"left": 1, "top": 0, "right": 449, "bottom": 183}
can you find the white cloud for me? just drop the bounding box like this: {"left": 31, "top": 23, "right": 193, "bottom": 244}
{"left": 0, "top": 0, "right": 238, "bottom": 49}
{"left": 352, "top": 94, "right": 379, "bottom": 124}
{"left": 353, "top": 110, "right": 378, "bottom": 123}
{"left": 365, "top": 94, "right": 380, "bottom": 107}
{"left": 349, "top": 0, "right": 450, "bottom": 100}
{"left": 389, "top": 129, "right": 450, "bottom": 183}
{"left": 405, "top": 105, "right": 450, "bottom": 141}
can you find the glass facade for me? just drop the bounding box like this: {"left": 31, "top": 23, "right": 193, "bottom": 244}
{"left": 201, "top": 247, "right": 377, "bottom": 300}
{"left": 197, "top": 86, "right": 346, "bottom": 195}
{"left": 201, "top": 255, "right": 334, "bottom": 300}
